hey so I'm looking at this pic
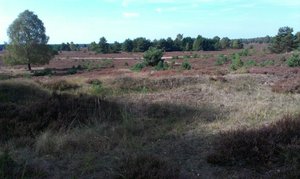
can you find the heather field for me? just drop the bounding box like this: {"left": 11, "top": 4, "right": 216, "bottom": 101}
{"left": 0, "top": 44, "right": 300, "bottom": 178}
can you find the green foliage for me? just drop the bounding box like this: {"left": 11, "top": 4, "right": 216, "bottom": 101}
{"left": 231, "top": 39, "right": 243, "bottom": 49}
{"left": 33, "top": 68, "right": 53, "bottom": 76}
{"left": 244, "top": 60, "right": 257, "bottom": 67}
{"left": 238, "top": 48, "right": 250, "bottom": 56}
{"left": 155, "top": 61, "right": 169, "bottom": 71}
{"left": 181, "top": 60, "right": 192, "bottom": 70}
{"left": 215, "top": 54, "right": 229, "bottom": 65}
{"left": 132, "top": 37, "right": 151, "bottom": 52}
{"left": 270, "top": 26, "right": 295, "bottom": 53}
{"left": 230, "top": 53, "right": 244, "bottom": 70}
{"left": 122, "top": 39, "right": 134, "bottom": 52}
{"left": 193, "top": 35, "right": 203, "bottom": 51}
{"left": 98, "top": 37, "right": 109, "bottom": 53}
{"left": 220, "top": 37, "right": 230, "bottom": 49}
{"left": 143, "top": 47, "right": 163, "bottom": 66}
{"left": 287, "top": 53, "right": 300, "bottom": 67}
{"left": 131, "top": 62, "right": 146, "bottom": 72}
{"left": 260, "top": 60, "right": 275, "bottom": 67}
{"left": 4, "top": 10, "right": 53, "bottom": 71}
{"left": 90, "top": 81, "right": 105, "bottom": 95}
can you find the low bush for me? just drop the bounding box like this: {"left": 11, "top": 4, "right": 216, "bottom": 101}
{"left": 207, "top": 116, "right": 300, "bottom": 175}
{"left": 115, "top": 155, "right": 180, "bottom": 179}
{"left": 260, "top": 60, "right": 274, "bottom": 67}
{"left": 238, "top": 48, "right": 250, "bottom": 56}
{"left": 155, "top": 61, "right": 169, "bottom": 71}
{"left": 244, "top": 59, "right": 257, "bottom": 67}
{"left": 230, "top": 53, "right": 243, "bottom": 71}
{"left": 181, "top": 60, "right": 192, "bottom": 70}
{"left": 215, "top": 54, "right": 229, "bottom": 66}
{"left": 143, "top": 47, "right": 163, "bottom": 66}
{"left": 131, "top": 62, "right": 146, "bottom": 72}
{"left": 287, "top": 53, "right": 300, "bottom": 67}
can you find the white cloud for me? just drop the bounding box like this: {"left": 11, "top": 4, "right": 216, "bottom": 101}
{"left": 123, "top": 12, "right": 140, "bottom": 18}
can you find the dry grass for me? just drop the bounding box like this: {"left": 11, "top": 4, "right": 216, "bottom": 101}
{"left": 1, "top": 71, "right": 300, "bottom": 178}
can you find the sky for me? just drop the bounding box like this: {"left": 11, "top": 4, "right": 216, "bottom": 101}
{"left": 0, "top": 0, "right": 300, "bottom": 44}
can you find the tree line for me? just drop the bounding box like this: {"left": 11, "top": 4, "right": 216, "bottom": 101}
{"left": 51, "top": 35, "right": 244, "bottom": 54}
{"left": 3, "top": 9, "right": 300, "bottom": 72}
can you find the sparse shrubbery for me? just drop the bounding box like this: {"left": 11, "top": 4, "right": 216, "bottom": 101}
{"left": 287, "top": 53, "right": 300, "bottom": 67}
{"left": 207, "top": 116, "right": 300, "bottom": 176}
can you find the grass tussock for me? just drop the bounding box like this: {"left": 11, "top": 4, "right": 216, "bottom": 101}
{"left": 115, "top": 155, "right": 180, "bottom": 179}
{"left": 207, "top": 115, "right": 300, "bottom": 176}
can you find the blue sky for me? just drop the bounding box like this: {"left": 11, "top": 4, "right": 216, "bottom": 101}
{"left": 0, "top": 0, "right": 300, "bottom": 44}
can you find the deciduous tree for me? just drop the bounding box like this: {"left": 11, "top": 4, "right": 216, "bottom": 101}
{"left": 4, "top": 10, "right": 53, "bottom": 71}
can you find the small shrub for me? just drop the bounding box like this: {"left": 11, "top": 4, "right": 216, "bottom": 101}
{"left": 131, "top": 63, "right": 146, "bottom": 72}
{"left": 115, "top": 155, "right": 179, "bottom": 179}
{"left": 91, "top": 82, "right": 104, "bottom": 95}
{"left": 260, "top": 60, "right": 274, "bottom": 67}
{"left": 143, "top": 47, "right": 163, "bottom": 66}
{"left": 244, "top": 59, "right": 257, "bottom": 67}
{"left": 155, "top": 61, "right": 169, "bottom": 71}
{"left": 181, "top": 60, "right": 192, "bottom": 70}
{"left": 238, "top": 48, "right": 250, "bottom": 56}
{"left": 215, "top": 54, "right": 228, "bottom": 66}
{"left": 230, "top": 53, "right": 243, "bottom": 71}
{"left": 287, "top": 53, "right": 300, "bottom": 67}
